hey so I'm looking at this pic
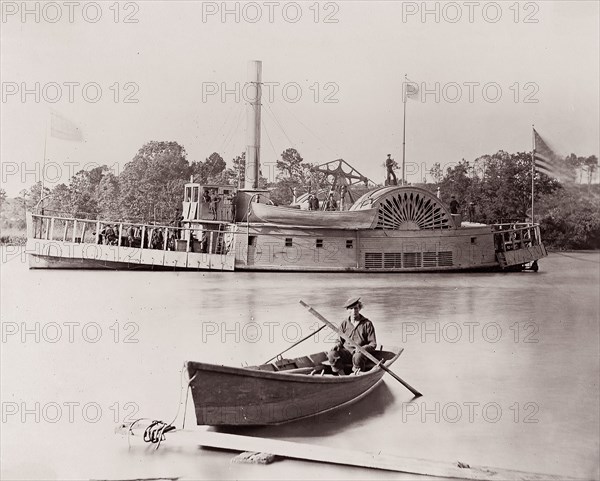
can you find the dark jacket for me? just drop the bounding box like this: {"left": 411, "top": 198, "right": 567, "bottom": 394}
{"left": 337, "top": 314, "right": 377, "bottom": 351}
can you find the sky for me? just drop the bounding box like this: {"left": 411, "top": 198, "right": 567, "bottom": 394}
{"left": 1, "top": 0, "right": 599, "bottom": 196}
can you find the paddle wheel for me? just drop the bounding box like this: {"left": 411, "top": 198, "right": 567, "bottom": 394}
{"left": 350, "top": 186, "right": 455, "bottom": 230}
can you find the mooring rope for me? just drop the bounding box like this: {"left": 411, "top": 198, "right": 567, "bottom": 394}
{"left": 126, "top": 364, "right": 198, "bottom": 449}
{"left": 142, "top": 420, "right": 176, "bottom": 449}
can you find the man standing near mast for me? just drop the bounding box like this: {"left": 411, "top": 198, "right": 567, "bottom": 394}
{"left": 385, "top": 154, "right": 398, "bottom": 186}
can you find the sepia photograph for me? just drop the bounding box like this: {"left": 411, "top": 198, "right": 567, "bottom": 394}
{"left": 1, "top": 1, "right": 599, "bottom": 480}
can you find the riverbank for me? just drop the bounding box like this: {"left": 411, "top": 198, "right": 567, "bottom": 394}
{"left": 0, "top": 228, "right": 26, "bottom": 246}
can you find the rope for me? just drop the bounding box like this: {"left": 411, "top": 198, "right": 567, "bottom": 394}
{"left": 278, "top": 100, "right": 337, "bottom": 158}
{"left": 126, "top": 365, "right": 197, "bottom": 450}
{"left": 263, "top": 102, "right": 295, "bottom": 148}
{"left": 261, "top": 118, "right": 280, "bottom": 163}
{"left": 142, "top": 420, "right": 176, "bottom": 449}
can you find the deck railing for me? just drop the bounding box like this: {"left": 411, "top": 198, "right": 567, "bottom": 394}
{"left": 29, "top": 213, "right": 235, "bottom": 256}
{"left": 492, "top": 223, "right": 542, "bottom": 252}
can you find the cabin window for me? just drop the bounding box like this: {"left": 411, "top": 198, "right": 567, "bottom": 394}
{"left": 186, "top": 187, "right": 192, "bottom": 202}
{"left": 346, "top": 239, "right": 353, "bottom": 248}
{"left": 316, "top": 239, "right": 323, "bottom": 248}
{"left": 248, "top": 236, "right": 257, "bottom": 247}
{"left": 285, "top": 238, "right": 293, "bottom": 247}
{"left": 191, "top": 187, "right": 199, "bottom": 203}
{"left": 471, "top": 237, "right": 477, "bottom": 244}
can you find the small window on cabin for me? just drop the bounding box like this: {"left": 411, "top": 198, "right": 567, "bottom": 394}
{"left": 471, "top": 237, "right": 477, "bottom": 244}
{"left": 285, "top": 238, "right": 293, "bottom": 247}
{"left": 186, "top": 187, "right": 192, "bottom": 202}
{"left": 346, "top": 240, "right": 353, "bottom": 248}
{"left": 249, "top": 236, "right": 257, "bottom": 246}
{"left": 192, "top": 187, "right": 199, "bottom": 203}
{"left": 316, "top": 239, "right": 323, "bottom": 248}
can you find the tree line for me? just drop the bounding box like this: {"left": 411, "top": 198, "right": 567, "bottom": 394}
{"left": 425, "top": 151, "right": 599, "bottom": 249}
{"left": 1, "top": 141, "right": 598, "bottom": 249}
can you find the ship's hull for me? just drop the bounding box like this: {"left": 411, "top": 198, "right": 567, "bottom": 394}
{"left": 25, "top": 225, "right": 546, "bottom": 272}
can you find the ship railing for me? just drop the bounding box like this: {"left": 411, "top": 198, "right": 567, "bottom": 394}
{"left": 492, "top": 222, "right": 542, "bottom": 252}
{"left": 29, "top": 213, "right": 235, "bottom": 256}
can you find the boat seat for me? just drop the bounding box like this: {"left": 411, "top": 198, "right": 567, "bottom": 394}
{"left": 308, "top": 352, "right": 328, "bottom": 365}
{"left": 294, "top": 356, "right": 314, "bottom": 368}
{"left": 247, "top": 364, "right": 277, "bottom": 372}
{"left": 274, "top": 359, "right": 297, "bottom": 370}
{"left": 283, "top": 367, "right": 319, "bottom": 375}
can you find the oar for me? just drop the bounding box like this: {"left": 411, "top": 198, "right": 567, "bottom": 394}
{"left": 263, "top": 324, "right": 327, "bottom": 364}
{"left": 299, "top": 300, "right": 422, "bottom": 397}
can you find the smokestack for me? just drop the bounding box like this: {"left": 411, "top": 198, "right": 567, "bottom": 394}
{"left": 245, "top": 60, "right": 262, "bottom": 190}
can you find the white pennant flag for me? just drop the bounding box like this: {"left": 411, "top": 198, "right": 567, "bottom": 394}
{"left": 50, "top": 110, "right": 83, "bottom": 141}
{"left": 403, "top": 78, "right": 419, "bottom": 100}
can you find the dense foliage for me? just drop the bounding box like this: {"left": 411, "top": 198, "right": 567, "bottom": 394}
{"left": 424, "top": 152, "right": 599, "bottom": 249}
{"left": 1, "top": 142, "right": 598, "bottom": 249}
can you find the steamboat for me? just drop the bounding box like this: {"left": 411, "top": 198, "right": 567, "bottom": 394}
{"left": 26, "top": 61, "right": 546, "bottom": 272}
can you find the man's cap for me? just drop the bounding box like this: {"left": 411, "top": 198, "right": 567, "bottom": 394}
{"left": 343, "top": 296, "right": 361, "bottom": 309}
{"left": 451, "top": 195, "right": 456, "bottom": 198}
{"left": 387, "top": 153, "right": 391, "bottom": 156}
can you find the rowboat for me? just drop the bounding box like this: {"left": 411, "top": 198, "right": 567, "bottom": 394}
{"left": 247, "top": 202, "right": 379, "bottom": 229}
{"left": 185, "top": 348, "right": 402, "bottom": 426}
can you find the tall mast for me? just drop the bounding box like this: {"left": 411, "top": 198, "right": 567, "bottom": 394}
{"left": 531, "top": 125, "right": 535, "bottom": 224}
{"left": 245, "top": 60, "right": 262, "bottom": 190}
{"left": 401, "top": 74, "right": 407, "bottom": 186}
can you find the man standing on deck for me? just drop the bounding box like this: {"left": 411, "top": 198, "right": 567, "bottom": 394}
{"left": 385, "top": 154, "right": 398, "bottom": 185}
{"left": 324, "top": 193, "right": 338, "bottom": 211}
{"left": 450, "top": 195, "right": 460, "bottom": 215}
{"left": 327, "top": 297, "right": 377, "bottom": 375}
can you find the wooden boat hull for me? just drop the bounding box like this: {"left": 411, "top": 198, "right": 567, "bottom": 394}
{"left": 186, "top": 350, "right": 401, "bottom": 425}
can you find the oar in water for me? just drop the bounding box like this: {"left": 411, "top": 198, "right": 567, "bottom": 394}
{"left": 299, "top": 300, "right": 422, "bottom": 398}
{"left": 263, "top": 324, "right": 327, "bottom": 364}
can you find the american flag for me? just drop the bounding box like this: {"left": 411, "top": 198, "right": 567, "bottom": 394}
{"left": 533, "top": 129, "right": 575, "bottom": 183}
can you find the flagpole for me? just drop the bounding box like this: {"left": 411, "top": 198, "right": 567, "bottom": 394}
{"left": 531, "top": 125, "right": 535, "bottom": 224}
{"left": 41, "top": 115, "right": 49, "bottom": 208}
{"left": 402, "top": 74, "right": 407, "bottom": 186}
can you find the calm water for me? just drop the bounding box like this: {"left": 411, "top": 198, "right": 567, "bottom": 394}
{"left": 1, "top": 248, "right": 599, "bottom": 480}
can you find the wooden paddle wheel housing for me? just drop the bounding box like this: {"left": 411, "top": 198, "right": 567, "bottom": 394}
{"left": 350, "top": 186, "right": 455, "bottom": 230}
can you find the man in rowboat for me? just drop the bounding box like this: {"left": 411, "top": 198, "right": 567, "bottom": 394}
{"left": 327, "top": 297, "right": 377, "bottom": 375}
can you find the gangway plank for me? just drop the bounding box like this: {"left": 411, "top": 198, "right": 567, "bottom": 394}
{"left": 115, "top": 423, "right": 576, "bottom": 481}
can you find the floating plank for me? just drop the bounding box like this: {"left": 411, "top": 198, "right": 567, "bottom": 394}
{"left": 115, "top": 422, "right": 578, "bottom": 481}
{"left": 231, "top": 451, "right": 278, "bottom": 465}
